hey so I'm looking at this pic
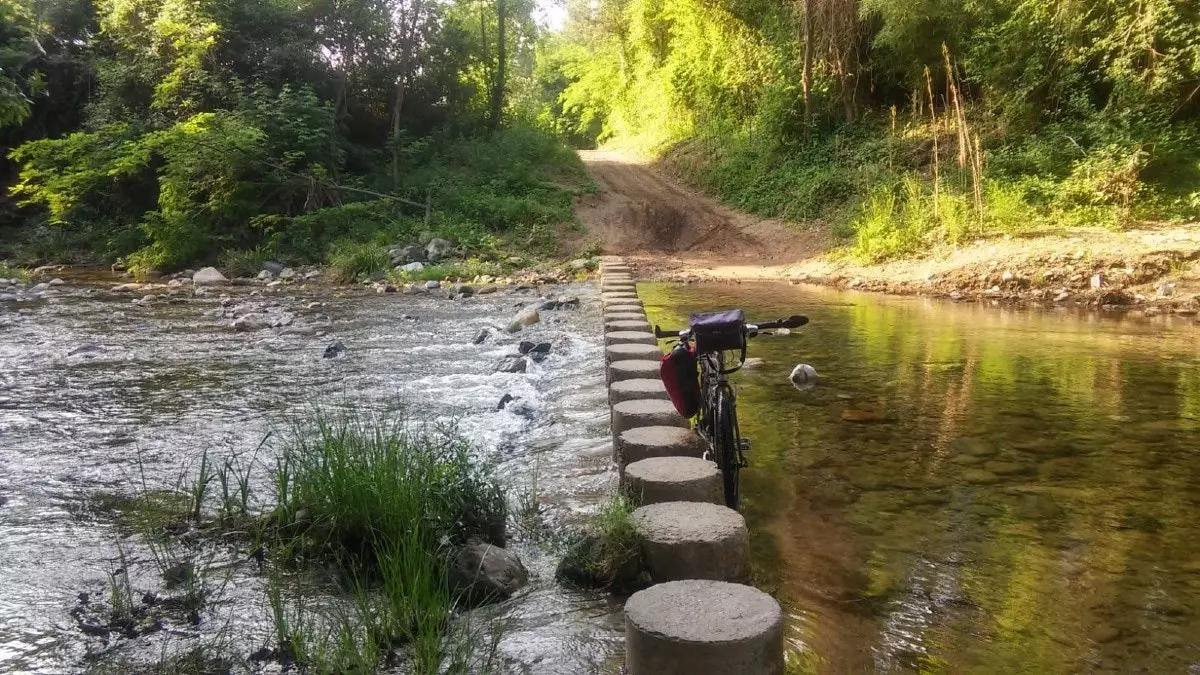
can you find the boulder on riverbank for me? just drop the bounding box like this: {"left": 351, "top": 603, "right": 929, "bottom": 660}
{"left": 448, "top": 540, "right": 528, "bottom": 605}
{"left": 192, "top": 267, "right": 229, "bottom": 286}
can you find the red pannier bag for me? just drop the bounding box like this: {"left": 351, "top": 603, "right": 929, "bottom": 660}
{"left": 660, "top": 343, "right": 702, "bottom": 418}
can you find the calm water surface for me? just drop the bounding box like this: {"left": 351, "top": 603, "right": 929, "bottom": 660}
{"left": 642, "top": 282, "right": 1200, "bottom": 674}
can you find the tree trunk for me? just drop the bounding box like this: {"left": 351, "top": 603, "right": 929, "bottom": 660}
{"left": 489, "top": 0, "right": 506, "bottom": 131}
{"left": 392, "top": 0, "right": 425, "bottom": 188}
{"left": 801, "top": 0, "right": 813, "bottom": 129}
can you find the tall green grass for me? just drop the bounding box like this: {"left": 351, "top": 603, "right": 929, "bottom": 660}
{"left": 0, "top": 263, "right": 30, "bottom": 282}
{"left": 327, "top": 242, "right": 392, "bottom": 282}
{"left": 90, "top": 412, "right": 508, "bottom": 673}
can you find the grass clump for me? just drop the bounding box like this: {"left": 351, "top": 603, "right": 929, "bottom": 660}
{"left": 555, "top": 494, "right": 644, "bottom": 591}
{"left": 219, "top": 247, "right": 274, "bottom": 278}
{"left": 265, "top": 413, "right": 507, "bottom": 672}
{"left": 327, "top": 242, "right": 392, "bottom": 283}
{"left": 388, "top": 258, "right": 507, "bottom": 284}
{"left": 0, "top": 262, "right": 31, "bottom": 282}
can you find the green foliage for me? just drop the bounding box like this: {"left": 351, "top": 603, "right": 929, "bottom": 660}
{"left": 542, "top": 0, "right": 1200, "bottom": 259}
{"left": 3, "top": 0, "right": 585, "bottom": 268}
{"left": 327, "top": 242, "right": 391, "bottom": 283}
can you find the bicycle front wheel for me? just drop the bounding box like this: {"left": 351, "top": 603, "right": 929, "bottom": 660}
{"left": 713, "top": 385, "right": 740, "bottom": 509}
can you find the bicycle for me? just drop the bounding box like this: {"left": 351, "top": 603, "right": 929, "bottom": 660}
{"left": 655, "top": 310, "right": 809, "bottom": 510}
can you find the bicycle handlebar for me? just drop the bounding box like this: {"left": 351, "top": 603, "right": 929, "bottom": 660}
{"left": 653, "top": 314, "right": 809, "bottom": 340}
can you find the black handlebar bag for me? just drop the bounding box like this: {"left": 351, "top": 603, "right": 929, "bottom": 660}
{"left": 689, "top": 310, "right": 746, "bottom": 353}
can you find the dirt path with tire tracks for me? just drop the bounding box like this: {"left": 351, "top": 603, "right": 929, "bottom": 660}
{"left": 575, "top": 150, "right": 1200, "bottom": 313}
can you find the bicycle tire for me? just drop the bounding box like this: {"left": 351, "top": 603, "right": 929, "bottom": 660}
{"left": 713, "top": 385, "right": 740, "bottom": 509}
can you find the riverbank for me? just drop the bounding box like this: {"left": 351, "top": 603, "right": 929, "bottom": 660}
{"left": 575, "top": 151, "right": 1200, "bottom": 314}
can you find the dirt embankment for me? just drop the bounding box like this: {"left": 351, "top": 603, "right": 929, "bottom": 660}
{"left": 574, "top": 150, "right": 1200, "bottom": 314}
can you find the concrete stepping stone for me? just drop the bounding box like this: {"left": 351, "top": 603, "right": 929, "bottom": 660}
{"left": 624, "top": 580, "right": 783, "bottom": 675}
{"left": 601, "top": 263, "right": 632, "bottom": 273}
{"left": 602, "top": 282, "right": 637, "bottom": 292}
{"left": 601, "top": 291, "right": 640, "bottom": 300}
{"left": 623, "top": 457, "right": 722, "bottom": 506}
{"left": 606, "top": 344, "right": 662, "bottom": 363}
{"left": 605, "top": 331, "right": 657, "bottom": 346}
{"left": 608, "top": 360, "right": 664, "bottom": 384}
{"left": 602, "top": 298, "right": 644, "bottom": 310}
{"left": 602, "top": 272, "right": 634, "bottom": 280}
{"left": 606, "top": 319, "right": 653, "bottom": 333}
{"left": 609, "top": 379, "right": 670, "bottom": 405}
{"left": 617, "top": 426, "right": 705, "bottom": 467}
{"left": 630, "top": 502, "right": 750, "bottom": 583}
{"left": 612, "top": 397, "right": 688, "bottom": 434}
{"left": 605, "top": 311, "right": 648, "bottom": 322}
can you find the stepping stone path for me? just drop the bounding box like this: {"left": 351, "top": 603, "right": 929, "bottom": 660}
{"left": 630, "top": 502, "right": 750, "bottom": 583}
{"left": 605, "top": 343, "right": 664, "bottom": 363}
{"left": 612, "top": 398, "right": 689, "bottom": 434}
{"left": 624, "top": 457, "right": 723, "bottom": 506}
{"left": 596, "top": 256, "right": 784, "bottom": 672}
{"left": 609, "top": 378, "right": 671, "bottom": 405}
{"left": 625, "top": 580, "right": 784, "bottom": 675}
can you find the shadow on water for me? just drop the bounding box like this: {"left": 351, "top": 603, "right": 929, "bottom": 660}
{"left": 641, "top": 281, "right": 1200, "bottom": 674}
{"left": 0, "top": 274, "right": 624, "bottom": 673}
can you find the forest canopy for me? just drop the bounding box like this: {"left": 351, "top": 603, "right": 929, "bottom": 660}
{"left": 0, "top": 0, "right": 586, "bottom": 273}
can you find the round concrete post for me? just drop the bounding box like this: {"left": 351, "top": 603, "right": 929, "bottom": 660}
{"left": 625, "top": 580, "right": 784, "bottom": 675}
{"left": 605, "top": 343, "right": 663, "bottom": 363}
{"left": 616, "top": 426, "right": 705, "bottom": 468}
{"left": 611, "top": 398, "right": 688, "bottom": 435}
{"left": 605, "top": 331, "right": 657, "bottom": 346}
{"left": 606, "top": 319, "right": 653, "bottom": 333}
{"left": 623, "top": 457, "right": 723, "bottom": 506}
{"left": 630, "top": 502, "right": 750, "bottom": 583}
{"left": 609, "top": 379, "right": 670, "bottom": 405}
{"left": 608, "top": 360, "right": 664, "bottom": 384}
{"left": 605, "top": 311, "right": 648, "bottom": 323}
{"left": 602, "top": 298, "right": 645, "bottom": 311}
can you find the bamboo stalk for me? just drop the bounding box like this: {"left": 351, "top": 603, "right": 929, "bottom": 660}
{"left": 925, "top": 67, "right": 939, "bottom": 222}
{"left": 972, "top": 134, "right": 985, "bottom": 230}
{"left": 943, "top": 44, "right": 969, "bottom": 169}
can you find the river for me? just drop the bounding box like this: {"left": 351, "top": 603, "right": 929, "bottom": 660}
{"left": 641, "top": 281, "right": 1200, "bottom": 673}
{"left": 0, "top": 273, "right": 624, "bottom": 674}
{"left": 3, "top": 274, "right": 1198, "bottom": 673}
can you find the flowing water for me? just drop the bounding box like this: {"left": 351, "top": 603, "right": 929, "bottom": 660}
{"left": 5, "top": 273, "right": 1199, "bottom": 674}
{"left": 640, "top": 282, "right": 1200, "bottom": 674}
{"left": 0, "top": 273, "right": 623, "bottom": 674}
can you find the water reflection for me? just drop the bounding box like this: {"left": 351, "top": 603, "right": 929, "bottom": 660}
{"left": 641, "top": 282, "right": 1200, "bottom": 673}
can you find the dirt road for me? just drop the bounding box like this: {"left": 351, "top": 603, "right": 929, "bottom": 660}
{"left": 575, "top": 150, "right": 825, "bottom": 266}
{"left": 575, "top": 150, "right": 1200, "bottom": 311}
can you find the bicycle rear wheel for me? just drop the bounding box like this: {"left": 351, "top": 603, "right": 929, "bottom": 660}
{"left": 713, "top": 385, "right": 740, "bottom": 509}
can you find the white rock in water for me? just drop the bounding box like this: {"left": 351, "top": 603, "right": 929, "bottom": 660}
{"left": 790, "top": 364, "right": 818, "bottom": 391}
{"left": 279, "top": 268, "right": 297, "bottom": 280}
{"left": 192, "top": 267, "right": 229, "bottom": 286}
{"left": 506, "top": 308, "right": 540, "bottom": 333}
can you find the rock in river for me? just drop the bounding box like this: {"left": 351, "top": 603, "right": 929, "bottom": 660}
{"left": 324, "top": 341, "right": 346, "bottom": 359}
{"left": 495, "top": 356, "right": 528, "bottom": 373}
{"left": 193, "top": 267, "right": 229, "bottom": 286}
{"left": 448, "top": 540, "right": 528, "bottom": 605}
{"left": 472, "top": 327, "right": 490, "bottom": 345}
{"left": 506, "top": 308, "right": 540, "bottom": 333}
